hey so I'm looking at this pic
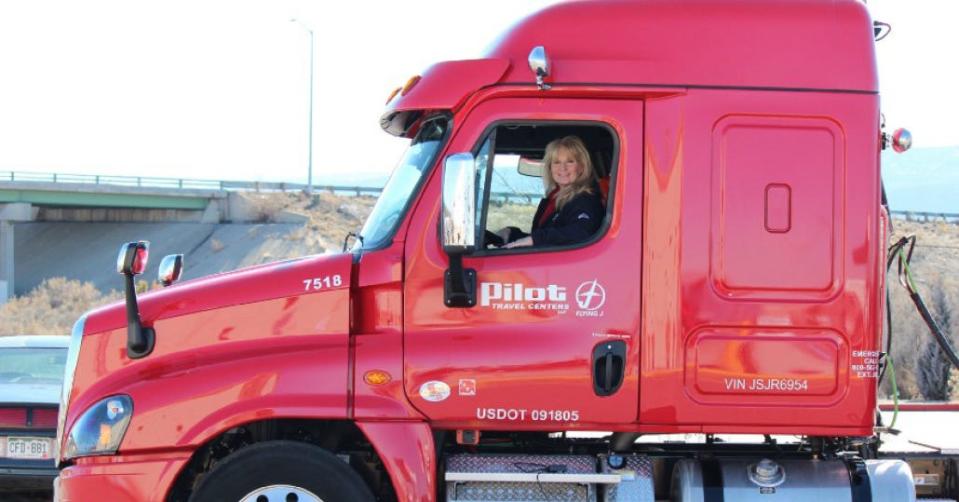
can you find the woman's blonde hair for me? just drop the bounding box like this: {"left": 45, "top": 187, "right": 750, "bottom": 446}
{"left": 542, "top": 136, "right": 595, "bottom": 209}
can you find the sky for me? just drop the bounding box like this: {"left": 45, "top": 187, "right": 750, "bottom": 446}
{"left": 0, "top": 0, "right": 956, "bottom": 185}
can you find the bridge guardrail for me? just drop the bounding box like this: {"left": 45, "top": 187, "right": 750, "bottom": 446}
{"left": 0, "top": 170, "right": 385, "bottom": 195}
{"left": 0, "top": 170, "right": 544, "bottom": 203}
{"left": 2, "top": 170, "right": 227, "bottom": 190}
{"left": 889, "top": 210, "right": 959, "bottom": 223}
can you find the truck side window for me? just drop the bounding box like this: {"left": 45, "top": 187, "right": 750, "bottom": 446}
{"left": 485, "top": 154, "right": 542, "bottom": 239}
{"left": 479, "top": 123, "right": 616, "bottom": 251}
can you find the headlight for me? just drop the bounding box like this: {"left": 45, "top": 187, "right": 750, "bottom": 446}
{"left": 63, "top": 395, "right": 133, "bottom": 461}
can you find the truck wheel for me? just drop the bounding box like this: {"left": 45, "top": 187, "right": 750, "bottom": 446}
{"left": 189, "top": 440, "right": 375, "bottom": 502}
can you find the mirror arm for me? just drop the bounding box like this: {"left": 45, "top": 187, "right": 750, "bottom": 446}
{"left": 124, "top": 272, "right": 155, "bottom": 359}
{"left": 444, "top": 253, "right": 476, "bottom": 308}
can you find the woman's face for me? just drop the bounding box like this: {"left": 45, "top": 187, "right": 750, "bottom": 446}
{"left": 549, "top": 147, "right": 583, "bottom": 188}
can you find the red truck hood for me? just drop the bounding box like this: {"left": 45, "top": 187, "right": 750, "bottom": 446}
{"left": 83, "top": 253, "right": 354, "bottom": 336}
{"left": 60, "top": 252, "right": 355, "bottom": 459}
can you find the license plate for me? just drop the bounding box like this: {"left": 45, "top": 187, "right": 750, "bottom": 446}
{"left": 4, "top": 437, "right": 52, "bottom": 460}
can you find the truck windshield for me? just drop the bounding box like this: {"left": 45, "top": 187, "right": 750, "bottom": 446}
{"left": 358, "top": 117, "right": 449, "bottom": 249}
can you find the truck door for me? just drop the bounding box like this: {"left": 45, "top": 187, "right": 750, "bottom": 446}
{"left": 402, "top": 97, "right": 643, "bottom": 426}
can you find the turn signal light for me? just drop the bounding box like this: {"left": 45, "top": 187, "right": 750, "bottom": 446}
{"left": 97, "top": 423, "right": 112, "bottom": 450}
{"left": 364, "top": 370, "right": 392, "bottom": 386}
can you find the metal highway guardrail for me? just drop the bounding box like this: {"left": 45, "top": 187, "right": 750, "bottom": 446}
{"left": 0, "top": 170, "right": 543, "bottom": 203}
{"left": 0, "top": 170, "right": 383, "bottom": 197}
{"left": 889, "top": 210, "right": 959, "bottom": 223}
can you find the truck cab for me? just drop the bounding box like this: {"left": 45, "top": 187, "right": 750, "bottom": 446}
{"left": 55, "top": 1, "right": 925, "bottom": 501}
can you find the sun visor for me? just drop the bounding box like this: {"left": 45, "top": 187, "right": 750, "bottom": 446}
{"left": 380, "top": 58, "right": 510, "bottom": 136}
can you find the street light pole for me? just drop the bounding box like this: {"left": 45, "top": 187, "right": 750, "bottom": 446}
{"left": 291, "top": 19, "right": 314, "bottom": 196}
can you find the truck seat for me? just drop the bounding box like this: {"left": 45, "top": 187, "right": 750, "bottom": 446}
{"left": 598, "top": 176, "right": 610, "bottom": 206}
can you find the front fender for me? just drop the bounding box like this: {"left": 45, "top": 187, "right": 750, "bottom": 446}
{"left": 357, "top": 421, "right": 435, "bottom": 502}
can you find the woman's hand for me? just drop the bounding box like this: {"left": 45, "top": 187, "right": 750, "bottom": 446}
{"left": 503, "top": 236, "right": 533, "bottom": 248}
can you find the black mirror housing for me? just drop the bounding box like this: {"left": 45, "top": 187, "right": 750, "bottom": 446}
{"left": 116, "top": 241, "right": 150, "bottom": 276}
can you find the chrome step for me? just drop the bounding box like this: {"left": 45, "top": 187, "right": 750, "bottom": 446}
{"left": 445, "top": 471, "right": 621, "bottom": 484}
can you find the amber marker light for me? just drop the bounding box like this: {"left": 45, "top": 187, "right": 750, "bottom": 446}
{"left": 364, "top": 370, "right": 392, "bottom": 386}
{"left": 385, "top": 87, "right": 402, "bottom": 105}
{"left": 400, "top": 75, "right": 421, "bottom": 96}
{"left": 97, "top": 423, "right": 113, "bottom": 449}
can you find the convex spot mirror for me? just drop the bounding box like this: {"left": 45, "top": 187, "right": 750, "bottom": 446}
{"left": 116, "top": 241, "right": 149, "bottom": 276}
{"left": 158, "top": 254, "right": 184, "bottom": 287}
{"left": 441, "top": 152, "right": 477, "bottom": 254}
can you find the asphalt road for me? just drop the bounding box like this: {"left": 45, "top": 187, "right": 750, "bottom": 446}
{"left": 4, "top": 492, "right": 50, "bottom": 502}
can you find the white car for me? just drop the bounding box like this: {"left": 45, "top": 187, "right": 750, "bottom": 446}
{"left": 0, "top": 335, "right": 69, "bottom": 495}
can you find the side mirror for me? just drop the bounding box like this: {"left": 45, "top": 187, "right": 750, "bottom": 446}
{"left": 158, "top": 254, "right": 184, "bottom": 287}
{"left": 441, "top": 153, "right": 477, "bottom": 254}
{"left": 116, "top": 241, "right": 149, "bottom": 276}
{"left": 440, "top": 153, "right": 478, "bottom": 308}
{"left": 115, "top": 241, "right": 155, "bottom": 359}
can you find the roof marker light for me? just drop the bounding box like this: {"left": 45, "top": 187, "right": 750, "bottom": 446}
{"left": 385, "top": 87, "right": 402, "bottom": 105}
{"left": 401, "top": 75, "right": 421, "bottom": 96}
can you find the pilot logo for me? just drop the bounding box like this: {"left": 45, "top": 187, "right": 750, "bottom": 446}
{"left": 575, "top": 280, "right": 606, "bottom": 316}
{"left": 479, "top": 282, "right": 568, "bottom": 311}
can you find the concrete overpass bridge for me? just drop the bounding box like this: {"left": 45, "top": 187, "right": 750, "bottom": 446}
{"left": 0, "top": 171, "right": 384, "bottom": 301}
{"left": 0, "top": 172, "right": 232, "bottom": 301}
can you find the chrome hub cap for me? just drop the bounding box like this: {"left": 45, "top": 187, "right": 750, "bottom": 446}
{"left": 240, "top": 484, "right": 323, "bottom": 502}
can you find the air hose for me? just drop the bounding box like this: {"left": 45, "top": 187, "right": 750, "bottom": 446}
{"left": 876, "top": 236, "right": 958, "bottom": 432}
{"left": 886, "top": 354, "right": 899, "bottom": 430}
{"left": 888, "top": 236, "right": 959, "bottom": 370}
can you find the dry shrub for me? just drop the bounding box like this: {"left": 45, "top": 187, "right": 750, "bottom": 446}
{"left": 303, "top": 192, "right": 376, "bottom": 242}
{"left": 0, "top": 278, "right": 121, "bottom": 336}
{"left": 914, "top": 279, "right": 957, "bottom": 400}
{"left": 244, "top": 193, "right": 290, "bottom": 223}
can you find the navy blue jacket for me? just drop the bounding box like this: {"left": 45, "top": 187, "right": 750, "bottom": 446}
{"left": 529, "top": 189, "right": 604, "bottom": 246}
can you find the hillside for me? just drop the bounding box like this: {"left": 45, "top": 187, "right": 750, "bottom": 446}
{"left": 2, "top": 191, "right": 376, "bottom": 336}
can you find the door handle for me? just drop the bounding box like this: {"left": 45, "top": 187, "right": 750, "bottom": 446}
{"left": 592, "top": 341, "right": 626, "bottom": 396}
{"left": 605, "top": 351, "right": 614, "bottom": 391}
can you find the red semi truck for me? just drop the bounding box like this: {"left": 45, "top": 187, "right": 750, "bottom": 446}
{"left": 54, "top": 1, "right": 947, "bottom": 501}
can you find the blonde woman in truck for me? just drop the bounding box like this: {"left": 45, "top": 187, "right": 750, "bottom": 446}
{"left": 495, "top": 135, "right": 604, "bottom": 248}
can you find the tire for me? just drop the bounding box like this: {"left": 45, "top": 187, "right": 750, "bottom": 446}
{"left": 189, "top": 440, "right": 375, "bottom": 502}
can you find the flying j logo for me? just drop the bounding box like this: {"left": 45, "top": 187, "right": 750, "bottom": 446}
{"left": 575, "top": 280, "right": 606, "bottom": 311}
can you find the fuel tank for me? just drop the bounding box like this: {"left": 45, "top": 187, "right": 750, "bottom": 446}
{"left": 671, "top": 458, "right": 915, "bottom": 502}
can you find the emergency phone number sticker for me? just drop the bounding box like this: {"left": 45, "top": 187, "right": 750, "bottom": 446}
{"left": 851, "top": 350, "right": 879, "bottom": 378}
